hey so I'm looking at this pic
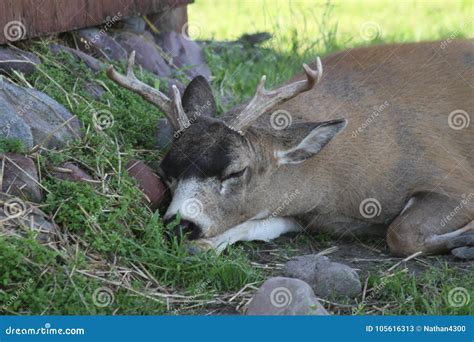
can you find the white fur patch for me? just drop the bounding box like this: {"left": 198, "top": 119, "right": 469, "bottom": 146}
{"left": 198, "top": 217, "right": 302, "bottom": 254}
{"left": 164, "top": 179, "right": 212, "bottom": 231}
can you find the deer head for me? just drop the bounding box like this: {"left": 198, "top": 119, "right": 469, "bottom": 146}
{"left": 107, "top": 51, "right": 346, "bottom": 241}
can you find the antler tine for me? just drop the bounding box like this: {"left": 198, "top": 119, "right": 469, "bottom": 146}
{"left": 229, "top": 57, "right": 323, "bottom": 131}
{"left": 172, "top": 85, "right": 190, "bottom": 130}
{"left": 106, "top": 51, "right": 183, "bottom": 130}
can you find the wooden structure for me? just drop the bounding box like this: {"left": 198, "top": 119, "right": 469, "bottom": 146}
{"left": 0, "top": 0, "right": 192, "bottom": 44}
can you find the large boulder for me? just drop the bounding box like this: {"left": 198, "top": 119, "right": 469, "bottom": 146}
{"left": 0, "top": 47, "right": 40, "bottom": 76}
{"left": 0, "top": 80, "right": 82, "bottom": 149}
{"left": 155, "top": 31, "right": 211, "bottom": 81}
{"left": 246, "top": 277, "right": 329, "bottom": 315}
{"left": 0, "top": 93, "right": 34, "bottom": 148}
{"left": 0, "top": 153, "right": 42, "bottom": 203}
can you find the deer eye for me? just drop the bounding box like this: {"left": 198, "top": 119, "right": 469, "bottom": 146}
{"left": 221, "top": 167, "right": 247, "bottom": 182}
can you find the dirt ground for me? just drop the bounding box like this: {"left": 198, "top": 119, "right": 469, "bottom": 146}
{"left": 202, "top": 232, "right": 472, "bottom": 315}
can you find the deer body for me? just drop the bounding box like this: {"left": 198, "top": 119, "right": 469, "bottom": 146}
{"left": 108, "top": 40, "right": 473, "bottom": 258}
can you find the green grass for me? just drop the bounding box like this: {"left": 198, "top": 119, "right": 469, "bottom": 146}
{"left": 190, "top": 0, "right": 472, "bottom": 46}
{"left": 1, "top": 0, "right": 473, "bottom": 315}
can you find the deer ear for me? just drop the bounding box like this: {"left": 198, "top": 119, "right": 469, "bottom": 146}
{"left": 181, "top": 76, "right": 217, "bottom": 118}
{"left": 275, "top": 119, "right": 347, "bottom": 165}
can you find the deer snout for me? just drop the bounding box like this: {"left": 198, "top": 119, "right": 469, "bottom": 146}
{"left": 164, "top": 216, "right": 202, "bottom": 240}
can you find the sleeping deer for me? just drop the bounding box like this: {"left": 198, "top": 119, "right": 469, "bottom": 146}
{"left": 107, "top": 39, "right": 474, "bottom": 258}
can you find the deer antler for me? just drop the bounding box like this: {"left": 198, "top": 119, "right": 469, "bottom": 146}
{"left": 229, "top": 57, "right": 323, "bottom": 131}
{"left": 106, "top": 51, "right": 189, "bottom": 131}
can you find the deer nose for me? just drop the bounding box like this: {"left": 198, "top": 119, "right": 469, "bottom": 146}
{"left": 164, "top": 216, "right": 202, "bottom": 240}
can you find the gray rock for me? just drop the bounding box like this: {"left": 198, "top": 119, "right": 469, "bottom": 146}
{"left": 115, "top": 32, "right": 172, "bottom": 77}
{"left": 0, "top": 193, "right": 56, "bottom": 243}
{"left": 315, "top": 262, "right": 362, "bottom": 298}
{"left": 0, "top": 94, "right": 34, "bottom": 148}
{"left": 0, "top": 47, "right": 40, "bottom": 76}
{"left": 155, "top": 31, "right": 212, "bottom": 81}
{"left": 121, "top": 17, "right": 146, "bottom": 33}
{"left": 282, "top": 254, "right": 362, "bottom": 298}
{"left": 246, "top": 277, "right": 329, "bottom": 315}
{"left": 282, "top": 254, "right": 331, "bottom": 284}
{"left": 49, "top": 44, "right": 105, "bottom": 73}
{"left": 75, "top": 28, "right": 127, "bottom": 61}
{"left": 0, "top": 80, "right": 82, "bottom": 149}
{"left": 84, "top": 81, "right": 105, "bottom": 100}
{"left": 23, "top": 209, "right": 57, "bottom": 243}
{"left": 0, "top": 153, "right": 42, "bottom": 203}
{"left": 51, "top": 161, "right": 93, "bottom": 183}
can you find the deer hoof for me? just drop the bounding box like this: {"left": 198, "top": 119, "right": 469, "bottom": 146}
{"left": 187, "top": 239, "right": 214, "bottom": 255}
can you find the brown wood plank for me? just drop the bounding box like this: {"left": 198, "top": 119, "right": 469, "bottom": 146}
{"left": 0, "top": 0, "right": 192, "bottom": 44}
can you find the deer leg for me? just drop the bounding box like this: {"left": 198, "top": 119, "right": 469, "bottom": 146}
{"left": 387, "top": 193, "right": 474, "bottom": 257}
{"left": 190, "top": 217, "right": 302, "bottom": 254}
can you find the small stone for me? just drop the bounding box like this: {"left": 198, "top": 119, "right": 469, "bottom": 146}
{"left": 126, "top": 160, "right": 167, "bottom": 211}
{"left": 314, "top": 262, "right": 362, "bottom": 298}
{"left": 121, "top": 17, "right": 146, "bottom": 33}
{"left": 0, "top": 194, "right": 56, "bottom": 243}
{"left": 0, "top": 153, "right": 42, "bottom": 203}
{"left": 75, "top": 28, "right": 127, "bottom": 61}
{"left": 282, "top": 254, "right": 362, "bottom": 298}
{"left": 115, "top": 32, "right": 172, "bottom": 77}
{"left": 282, "top": 254, "right": 330, "bottom": 284}
{"left": 155, "top": 31, "right": 212, "bottom": 81}
{"left": 49, "top": 44, "right": 105, "bottom": 73}
{"left": 51, "top": 162, "right": 93, "bottom": 183}
{"left": 84, "top": 81, "right": 105, "bottom": 100}
{"left": 0, "top": 47, "right": 40, "bottom": 76}
{"left": 246, "top": 277, "right": 329, "bottom": 315}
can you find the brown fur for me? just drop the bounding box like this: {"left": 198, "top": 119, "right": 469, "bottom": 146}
{"left": 162, "top": 40, "right": 473, "bottom": 256}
